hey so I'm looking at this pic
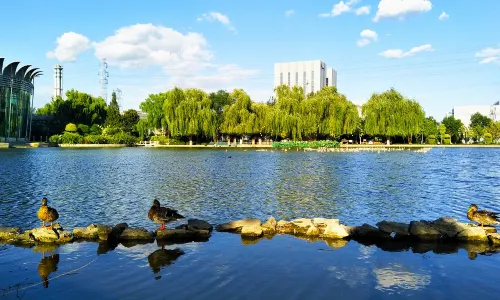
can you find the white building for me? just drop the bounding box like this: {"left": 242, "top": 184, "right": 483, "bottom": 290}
{"left": 53, "top": 64, "right": 63, "bottom": 98}
{"left": 452, "top": 102, "right": 499, "bottom": 127}
{"left": 274, "top": 60, "right": 337, "bottom": 95}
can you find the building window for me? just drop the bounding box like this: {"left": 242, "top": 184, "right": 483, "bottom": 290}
{"left": 311, "top": 71, "right": 314, "bottom": 92}
{"left": 326, "top": 78, "right": 329, "bottom": 87}
{"left": 295, "top": 72, "right": 298, "bottom": 86}
{"left": 288, "top": 72, "right": 290, "bottom": 87}
{"left": 280, "top": 73, "right": 283, "bottom": 85}
{"left": 303, "top": 71, "right": 306, "bottom": 93}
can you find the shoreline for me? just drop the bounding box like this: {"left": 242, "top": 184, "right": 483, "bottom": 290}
{"left": 2, "top": 143, "right": 500, "bottom": 149}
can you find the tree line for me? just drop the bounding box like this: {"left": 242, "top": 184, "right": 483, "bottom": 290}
{"left": 33, "top": 85, "right": 500, "bottom": 145}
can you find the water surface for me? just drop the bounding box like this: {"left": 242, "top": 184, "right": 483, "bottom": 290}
{"left": 1, "top": 148, "right": 499, "bottom": 299}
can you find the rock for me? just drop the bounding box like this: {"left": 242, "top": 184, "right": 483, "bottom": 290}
{"left": 290, "top": 218, "right": 314, "bottom": 235}
{"left": 376, "top": 221, "right": 410, "bottom": 237}
{"left": 261, "top": 216, "right": 277, "bottom": 234}
{"left": 187, "top": 219, "right": 213, "bottom": 231}
{"left": 241, "top": 225, "right": 264, "bottom": 238}
{"left": 215, "top": 219, "right": 261, "bottom": 233}
{"left": 352, "top": 224, "right": 391, "bottom": 240}
{"left": 0, "top": 227, "right": 21, "bottom": 240}
{"left": 27, "top": 228, "right": 73, "bottom": 244}
{"left": 321, "top": 222, "right": 350, "bottom": 239}
{"left": 306, "top": 225, "right": 320, "bottom": 236}
{"left": 409, "top": 221, "right": 442, "bottom": 240}
{"left": 119, "top": 228, "right": 155, "bottom": 240}
{"left": 430, "top": 217, "right": 466, "bottom": 238}
{"left": 312, "top": 218, "right": 340, "bottom": 232}
{"left": 488, "top": 233, "right": 500, "bottom": 245}
{"left": 73, "top": 224, "right": 111, "bottom": 240}
{"left": 456, "top": 226, "right": 491, "bottom": 242}
{"left": 108, "top": 223, "right": 128, "bottom": 242}
{"left": 156, "top": 229, "right": 211, "bottom": 241}
{"left": 276, "top": 220, "right": 294, "bottom": 234}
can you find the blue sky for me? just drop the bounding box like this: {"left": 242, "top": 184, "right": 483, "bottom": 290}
{"left": 1, "top": 0, "right": 499, "bottom": 119}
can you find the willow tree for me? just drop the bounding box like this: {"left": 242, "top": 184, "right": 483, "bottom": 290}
{"left": 308, "top": 86, "right": 359, "bottom": 139}
{"left": 271, "top": 85, "right": 304, "bottom": 140}
{"left": 139, "top": 92, "right": 167, "bottom": 134}
{"left": 163, "top": 87, "right": 185, "bottom": 138}
{"left": 251, "top": 102, "right": 271, "bottom": 137}
{"left": 362, "top": 88, "right": 424, "bottom": 142}
{"left": 220, "top": 89, "right": 255, "bottom": 139}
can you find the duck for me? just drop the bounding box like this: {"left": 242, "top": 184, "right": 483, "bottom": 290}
{"left": 467, "top": 204, "right": 500, "bottom": 227}
{"left": 37, "top": 197, "right": 59, "bottom": 230}
{"left": 148, "top": 199, "right": 184, "bottom": 230}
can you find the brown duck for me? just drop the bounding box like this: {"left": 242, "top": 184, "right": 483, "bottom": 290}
{"left": 148, "top": 199, "right": 184, "bottom": 230}
{"left": 467, "top": 204, "right": 500, "bottom": 227}
{"left": 37, "top": 197, "right": 59, "bottom": 230}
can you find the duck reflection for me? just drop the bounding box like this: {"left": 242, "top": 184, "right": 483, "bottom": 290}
{"left": 147, "top": 247, "right": 185, "bottom": 276}
{"left": 33, "top": 244, "right": 60, "bottom": 288}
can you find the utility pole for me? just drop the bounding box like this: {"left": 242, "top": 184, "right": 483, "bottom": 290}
{"left": 98, "top": 59, "right": 109, "bottom": 102}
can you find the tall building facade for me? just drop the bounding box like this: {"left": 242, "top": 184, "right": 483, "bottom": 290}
{"left": 53, "top": 64, "right": 63, "bottom": 98}
{"left": 274, "top": 60, "right": 337, "bottom": 95}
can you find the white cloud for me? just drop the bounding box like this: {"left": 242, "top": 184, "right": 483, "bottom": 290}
{"left": 198, "top": 12, "right": 236, "bottom": 33}
{"left": 438, "top": 11, "right": 449, "bottom": 20}
{"left": 356, "top": 6, "right": 371, "bottom": 15}
{"left": 46, "top": 32, "right": 90, "bottom": 62}
{"left": 319, "top": 0, "right": 364, "bottom": 17}
{"left": 357, "top": 39, "right": 371, "bottom": 47}
{"left": 373, "top": 0, "right": 432, "bottom": 22}
{"left": 379, "top": 44, "right": 433, "bottom": 58}
{"left": 92, "top": 24, "right": 213, "bottom": 76}
{"left": 357, "top": 29, "right": 378, "bottom": 47}
{"left": 475, "top": 47, "right": 500, "bottom": 64}
{"left": 285, "top": 9, "right": 295, "bottom": 17}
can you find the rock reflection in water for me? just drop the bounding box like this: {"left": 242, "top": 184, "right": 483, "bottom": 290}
{"left": 33, "top": 244, "right": 60, "bottom": 288}
{"left": 147, "top": 248, "right": 185, "bottom": 277}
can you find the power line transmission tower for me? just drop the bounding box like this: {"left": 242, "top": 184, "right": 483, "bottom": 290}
{"left": 114, "top": 88, "right": 123, "bottom": 113}
{"left": 98, "top": 59, "right": 109, "bottom": 101}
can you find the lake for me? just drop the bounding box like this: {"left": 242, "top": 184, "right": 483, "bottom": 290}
{"left": 1, "top": 147, "right": 500, "bottom": 299}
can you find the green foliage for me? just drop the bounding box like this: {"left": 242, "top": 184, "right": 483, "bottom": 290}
{"left": 362, "top": 88, "right": 424, "bottom": 140}
{"left": 122, "top": 109, "right": 140, "bottom": 134}
{"left": 427, "top": 134, "right": 437, "bottom": 144}
{"left": 273, "top": 140, "right": 340, "bottom": 149}
{"left": 90, "top": 124, "right": 102, "bottom": 135}
{"left": 102, "top": 126, "right": 120, "bottom": 136}
{"left": 439, "top": 123, "right": 446, "bottom": 143}
{"left": 149, "top": 135, "right": 184, "bottom": 145}
{"left": 136, "top": 119, "right": 150, "bottom": 140}
{"left": 441, "top": 115, "right": 463, "bottom": 143}
{"left": 65, "top": 123, "right": 78, "bottom": 132}
{"left": 49, "top": 134, "right": 61, "bottom": 143}
{"left": 484, "top": 132, "right": 493, "bottom": 144}
{"left": 61, "top": 132, "right": 83, "bottom": 144}
{"left": 140, "top": 93, "right": 167, "bottom": 134}
{"left": 470, "top": 112, "right": 492, "bottom": 129}
{"left": 443, "top": 133, "right": 451, "bottom": 145}
{"left": 77, "top": 124, "right": 90, "bottom": 135}
{"left": 83, "top": 134, "right": 109, "bottom": 144}
{"left": 105, "top": 92, "right": 122, "bottom": 128}
{"left": 108, "top": 132, "right": 138, "bottom": 145}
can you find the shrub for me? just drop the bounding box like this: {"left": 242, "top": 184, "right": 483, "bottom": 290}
{"left": 150, "top": 135, "right": 170, "bottom": 145}
{"left": 272, "top": 140, "right": 340, "bottom": 149}
{"left": 65, "top": 123, "right": 78, "bottom": 133}
{"left": 108, "top": 132, "right": 138, "bottom": 145}
{"left": 427, "top": 135, "right": 437, "bottom": 145}
{"left": 83, "top": 134, "right": 109, "bottom": 144}
{"left": 484, "top": 132, "right": 493, "bottom": 144}
{"left": 49, "top": 134, "right": 61, "bottom": 143}
{"left": 61, "top": 132, "right": 83, "bottom": 144}
{"left": 90, "top": 124, "right": 102, "bottom": 135}
{"left": 102, "top": 126, "right": 119, "bottom": 136}
{"left": 77, "top": 124, "right": 90, "bottom": 135}
{"left": 443, "top": 134, "right": 451, "bottom": 145}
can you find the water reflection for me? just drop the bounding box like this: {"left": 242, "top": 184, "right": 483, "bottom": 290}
{"left": 374, "top": 263, "right": 431, "bottom": 292}
{"left": 33, "top": 244, "right": 60, "bottom": 289}
{"left": 147, "top": 248, "right": 184, "bottom": 277}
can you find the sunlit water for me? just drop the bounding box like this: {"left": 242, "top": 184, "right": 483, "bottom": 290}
{"left": 1, "top": 148, "right": 500, "bottom": 299}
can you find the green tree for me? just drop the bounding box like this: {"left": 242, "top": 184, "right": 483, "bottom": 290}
{"left": 105, "top": 91, "right": 122, "bottom": 128}
{"left": 422, "top": 117, "right": 438, "bottom": 143}
{"left": 220, "top": 89, "right": 255, "bottom": 139}
{"left": 439, "top": 123, "right": 446, "bottom": 144}
{"left": 65, "top": 123, "right": 77, "bottom": 132}
{"left": 122, "top": 109, "right": 140, "bottom": 135}
{"left": 140, "top": 93, "right": 167, "bottom": 135}
{"left": 441, "top": 115, "right": 463, "bottom": 143}
{"left": 470, "top": 112, "right": 492, "bottom": 128}
{"left": 209, "top": 90, "right": 231, "bottom": 140}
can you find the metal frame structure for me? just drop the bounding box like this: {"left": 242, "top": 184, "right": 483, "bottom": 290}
{"left": 0, "top": 57, "right": 42, "bottom": 142}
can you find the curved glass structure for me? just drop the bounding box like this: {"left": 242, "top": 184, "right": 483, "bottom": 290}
{"left": 0, "top": 58, "right": 42, "bottom": 142}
